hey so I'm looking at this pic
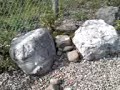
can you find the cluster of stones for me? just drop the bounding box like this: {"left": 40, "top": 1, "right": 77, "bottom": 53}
{"left": 9, "top": 6, "right": 120, "bottom": 76}
{"left": 55, "top": 35, "right": 80, "bottom": 62}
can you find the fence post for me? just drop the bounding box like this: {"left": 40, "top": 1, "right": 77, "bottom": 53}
{"left": 52, "top": 0, "right": 59, "bottom": 18}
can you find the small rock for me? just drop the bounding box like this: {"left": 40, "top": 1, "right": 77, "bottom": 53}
{"left": 46, "top": 78, "right": 61, "bottom": 90}
{"left": 45, "top": 84, "right": 60, "bottom": 90}
{"left": 63, "top": 46, "right": 74, "bottom": 52}
{"left": 57, "top": 51, "right": 62, "bottom": 56}
{"left": 64, "top": 87, "right": 73, "bottom": 90}
{"left": 50, "top": 78, "right": 60, "bottom": 85}
{"left": 67, "top": 50, "right": 80, "bottom": 62}
{"left": 55, "top": 35, "right": 71, "bottom": 48}
{"left": 56, "top": 19, "right": 78, "bottom": 31}
{"left": 58, "top": 48, "right": 63, "bottom": 51}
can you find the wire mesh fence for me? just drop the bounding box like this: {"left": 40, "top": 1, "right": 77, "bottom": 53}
{"left": 0, "top": 0, "right": 120, "bottom": 32}
{"left": 0, "top": 0, "right": 53, "bottom": 32}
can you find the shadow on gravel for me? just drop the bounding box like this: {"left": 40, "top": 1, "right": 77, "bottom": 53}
{"left": 1, "top": 53, "right": 120, "bottom": 90}
{"left": 30, "top": 53, "right": 70, "bottom": 78}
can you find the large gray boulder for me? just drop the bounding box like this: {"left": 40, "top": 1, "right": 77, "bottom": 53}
{"left": 10, "top": 28, "right": 56, "bottom": 75}
{"left": 73, "top": 19, "right": 120, "bottom": 61}
{"left": 96, "top": 6, "right": 119, "bottom": 25}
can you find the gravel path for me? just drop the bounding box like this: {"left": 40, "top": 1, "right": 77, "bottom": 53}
{"left": 1, "top": 54, "right": 120, "bottom": 90}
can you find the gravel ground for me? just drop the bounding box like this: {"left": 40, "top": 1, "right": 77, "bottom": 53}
{"left": 1, "top": 54, "right": 120, "bottom": 90}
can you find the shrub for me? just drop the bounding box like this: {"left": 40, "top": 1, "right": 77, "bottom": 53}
{"left": 0, "top": 29, "right": 18, "bottom": 73}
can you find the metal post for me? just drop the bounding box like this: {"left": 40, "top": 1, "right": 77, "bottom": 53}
{"left": 52, "top": 0, "right": 59, "bottom": 18}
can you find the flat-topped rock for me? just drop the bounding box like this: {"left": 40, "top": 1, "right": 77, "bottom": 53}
{"left": 56, "top": 19, "right": 79, "bottom": 31}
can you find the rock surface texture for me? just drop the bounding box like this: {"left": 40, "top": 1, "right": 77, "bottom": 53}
{"left": 67, "top": 50, "right": 80, "bottom": 62}
{"left": 96, "top": 6, "right": 119, "bottom": 25}
{"left": 55, "top": 35, "right": 71, "bottom": 48}
{"left": 56, "top": 19, "right": 79, "bottom": 31}
{"left": 9, "top": 28, "right": 56, "bottom": 75}
{"left": 45, "top": 78, "right": 61, "bottom": 90}
{"left": 73, "top": 19, "right": 120, "bottom": 61}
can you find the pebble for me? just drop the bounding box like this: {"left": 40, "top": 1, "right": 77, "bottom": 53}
{"left": 55, "top": 35, "right": 71, "bottom": 48}
{"left": 50, "top": 78, "right": 60, "bottom": 85}
{"left": 67, "top": 50, "right": 80, "bottom": 62}
{"left": 63, "top": 46, "right": 74, "bottom": 52}
{"left": 55, "top": 19, "right": 78, "bottom": 31}
{"left": 45, "top": 78, "right": 62, "bottom": 90}
{"left": 64, "top": 87, "right": 73, "bottom": 90}
{"left": 45, "top": 84, "right": 60, "bottom": 90}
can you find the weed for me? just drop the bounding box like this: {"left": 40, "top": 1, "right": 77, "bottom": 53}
{"left": 72, "top": 11, "right": 88, "bottom": 21}
{"left": 0, "top": 29, "right": 18, "bottom": 72}
{"left": 115, "top": 20, "right": 120, "bottom": 30}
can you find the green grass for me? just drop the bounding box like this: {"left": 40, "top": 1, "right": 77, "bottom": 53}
{"left": 0, "top": 29, "right": 18, "bottom": 72}
{"left": 72, "top": 11, "right": 89, "bottom": 21}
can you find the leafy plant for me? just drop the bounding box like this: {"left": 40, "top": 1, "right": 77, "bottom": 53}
{"left": 115, "top": 20, "right": 120, "bottom": 30}
{"left": 106, "top": 0, "right": 120, "bottom": 6}
{"left": 40, "top": 12, "right": 57, "bottom": 30}
{"left": 0, "top": 29, "right": 18, "bottom": 72}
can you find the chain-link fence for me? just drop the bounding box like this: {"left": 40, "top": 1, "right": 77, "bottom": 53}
{"left": 0, "top": 0, "right": 53, "bottom": 32}
{"left": 0, "top": 0, "right": 120, "bottom": 32}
